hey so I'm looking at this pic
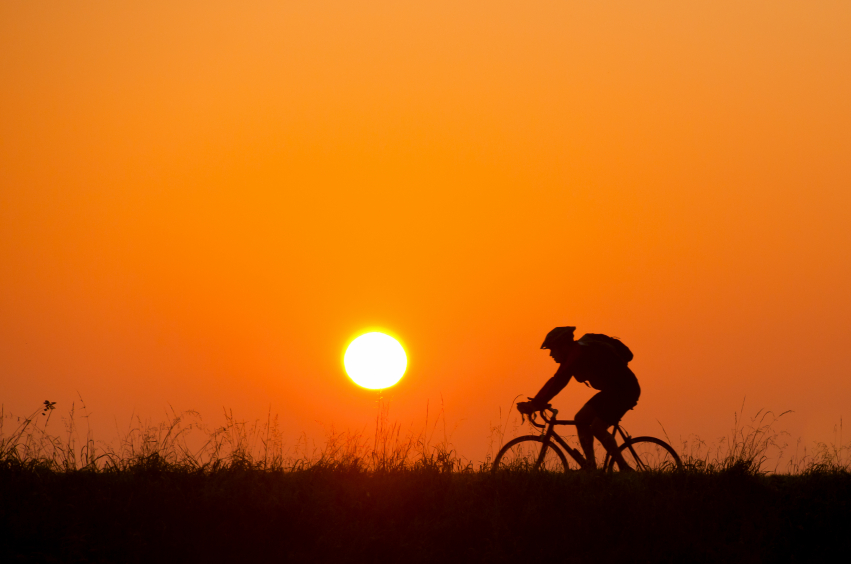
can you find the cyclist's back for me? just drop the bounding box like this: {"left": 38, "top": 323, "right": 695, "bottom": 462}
{"left": 569, "top": 338, "right": 640, "bottom": 397}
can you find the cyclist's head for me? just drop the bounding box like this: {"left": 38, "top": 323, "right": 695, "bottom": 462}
{"left": 540, "top": 326, "right": 576, "bottom": 351}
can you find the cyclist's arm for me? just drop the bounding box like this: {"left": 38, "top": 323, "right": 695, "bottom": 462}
{"left": 530, "top": 364, "right": 573, "bottom": 409}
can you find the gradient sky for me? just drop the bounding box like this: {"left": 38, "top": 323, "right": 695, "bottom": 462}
{"left": 2, "top": 1, "right": 850, "bottom": 459}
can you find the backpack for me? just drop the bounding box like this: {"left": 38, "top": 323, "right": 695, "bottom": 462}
{"left": 577, "top": 333, "right": 634, "bottom": 364}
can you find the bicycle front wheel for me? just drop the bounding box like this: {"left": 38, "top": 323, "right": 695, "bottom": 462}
{"left": 605, "top": 436, "right": 682, "bottom": 472}
{"left": 492, "top": 435, "right": 569, "bottom": 472}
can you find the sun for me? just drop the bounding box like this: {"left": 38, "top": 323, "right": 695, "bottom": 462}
{"left": 344, "top": 332, "right": 407, "bottom": 389}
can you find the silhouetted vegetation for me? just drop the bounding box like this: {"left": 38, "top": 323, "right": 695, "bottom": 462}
{"left": 2, "top": 401, "right": 850, "bottom": 563}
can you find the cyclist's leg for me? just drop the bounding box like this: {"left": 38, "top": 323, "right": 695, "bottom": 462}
{"left": 592, "top": 392, "right": 639, "bottom": 471}
{"left": 590, "top": 417, "right": 631, "bottom": 471}
{"left": 574, "top": 400, "right": 598, "bottom": 470}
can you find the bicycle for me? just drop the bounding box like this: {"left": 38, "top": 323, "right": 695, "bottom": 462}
{"left": 492, "top": 404, "right": 682, "bottom": 472}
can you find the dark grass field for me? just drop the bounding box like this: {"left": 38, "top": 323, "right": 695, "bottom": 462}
{"left": 3, "top": 404, "right": 850, "bottom": 563}
{"left": 2, "top": 462, "right": 850, "bottom": 563}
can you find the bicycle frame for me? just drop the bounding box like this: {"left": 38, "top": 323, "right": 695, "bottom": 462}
{"left": 526, "top": 407, "right": 633, "bottom": 469}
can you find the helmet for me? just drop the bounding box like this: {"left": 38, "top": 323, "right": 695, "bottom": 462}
{"left": 540, "top": 326, "right": 576, "bottom": 349}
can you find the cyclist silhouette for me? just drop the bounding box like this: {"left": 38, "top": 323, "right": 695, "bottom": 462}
{"left": 517, "top": 326, "right": 639, "bottom": 471}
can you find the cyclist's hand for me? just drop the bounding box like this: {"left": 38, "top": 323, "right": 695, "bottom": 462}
{"left": 517, "top": 398, "right": 553, "bottom": 416}
{"left": 516, "top": 400, "right": 536, "bottom": 415}
{"left": 517, "top": 401, "right": 535, "bottom": 415}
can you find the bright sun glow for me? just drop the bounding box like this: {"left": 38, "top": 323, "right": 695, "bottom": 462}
{"left": 344, "top": 332, "right": 407, "bottom": 389}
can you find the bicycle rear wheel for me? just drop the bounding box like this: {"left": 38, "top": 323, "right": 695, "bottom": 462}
{"left": 492, "top": 435, "right": 569, "bottom": 472}
{"left": 605, "top": 436, "right": 681, "bottom": 472}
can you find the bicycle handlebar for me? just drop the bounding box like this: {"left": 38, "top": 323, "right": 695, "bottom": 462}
{"left": 526, "top": 405, "right": 559, "bottom": 429}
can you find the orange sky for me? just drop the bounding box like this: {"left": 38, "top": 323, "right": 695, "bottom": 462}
{"left": 2, "top": 1, "right": 850, "bottom": 460}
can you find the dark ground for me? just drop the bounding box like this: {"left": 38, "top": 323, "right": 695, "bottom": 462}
{"left": 1, "top": 463, "right": 849, "bottom": 563}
